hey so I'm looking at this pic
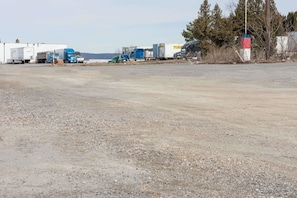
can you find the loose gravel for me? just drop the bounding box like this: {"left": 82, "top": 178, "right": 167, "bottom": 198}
{"left": 1, "top": 63, "right": 297, "bottom": 197}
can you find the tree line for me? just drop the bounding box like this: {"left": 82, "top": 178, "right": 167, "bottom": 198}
{"left": 182, "top": 0, "right": 297, "bottom": 60}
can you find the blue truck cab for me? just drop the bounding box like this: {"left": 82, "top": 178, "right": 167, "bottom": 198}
{"left": 56, "top": 48, "right": 77, "bottom": 63}
{"left": 129, "top": 48, "right": 144, "bottom": 61}
{"left": 64, "top": 48, "right": 77, "bottom": 63}
{"left": 46, "top": 52, "right": 59, "bottom": 63}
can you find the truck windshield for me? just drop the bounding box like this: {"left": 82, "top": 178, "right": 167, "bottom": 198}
{"left": 67, "top": 53, "right": 75, "bottom": 57}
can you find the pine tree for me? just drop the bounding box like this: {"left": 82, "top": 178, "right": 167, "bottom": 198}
{"left": 182, "top": 21, "right": 195, "bottom": 42}
{"left": 192, "top": 0, "right": 212, "bottom": 57}
{"left": 211, "top": 4, "right": 235, "bottom": 48}
{"left": 231, "top": 0, "right": 246, "bottom": 36}
{"left": 211, "top": 4, "right": 223, "bottom": 47}
{"left": 285, "top": 12, "right": 297, "bottom": 32}
{"left": 269, "top": 0, "right": 286, "bottom": 56}
{"left": 181, "top": 0, "right": 286, "bottom": 59}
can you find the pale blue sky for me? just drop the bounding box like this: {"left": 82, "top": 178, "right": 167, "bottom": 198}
{"left": 1, "top": 0, "right": 295, "bottom": 53}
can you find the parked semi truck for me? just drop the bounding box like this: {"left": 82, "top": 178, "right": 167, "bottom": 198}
{"left": 37, "top": 51, "right": 59, "bottom": 63}
{"left": 181, "top": 40, "right": 200, "bottom": 59}
{"left": 123, "top": 46, "right": 152, "bottom": 61}
{"left": 10, "top": 47, "right": 34, "bottom": 64}
{"left": 129, "top": 48, "right": 145, "bottom": 61}
{"left": 56, "top": 48, "right": 77, "bottom": 63}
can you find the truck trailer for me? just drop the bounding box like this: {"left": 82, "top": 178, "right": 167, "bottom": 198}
{"left": 144, "top": 48, "right": 153, "bottom": 61}
{"left": 37, "top": 51, "right": 59, "bottom": 63}
{"left": 158, "top": 43, "right": 183, "bottom": 59}
{"left": 153, "top": 44, "right": 159, "bottom": 59}
{"left": 9, "top": 47, "right": 34, "bottom": 64}
{"left": 55, "top": 48, "right": 77, "bottom": 63}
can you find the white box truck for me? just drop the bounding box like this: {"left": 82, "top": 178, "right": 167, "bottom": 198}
{"left": 158, "top": 43, "right": 183, "bottom": 59}
{"left": 10, "top": 47, "right": 34, "bottom": 64}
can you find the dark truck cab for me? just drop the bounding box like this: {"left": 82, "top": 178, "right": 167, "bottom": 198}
{"left": 174, "top": 40, "right": 200, "bottom": 60}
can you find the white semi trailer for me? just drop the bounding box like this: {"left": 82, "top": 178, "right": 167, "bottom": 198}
{"left": 9, "top": 47, "right": 34, "bottom": 64}
{"left": 158, "top": 43, "right": 183, "bottom": 59}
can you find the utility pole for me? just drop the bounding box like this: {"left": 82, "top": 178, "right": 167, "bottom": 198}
{"left": 240, "top": 0, "right": 251, "bottom": 62}
{"left": 265, "top": 0, "right": 271, "bottom": 60}
{"left": 245, "top": 0, "right": 248, "bottom": 35}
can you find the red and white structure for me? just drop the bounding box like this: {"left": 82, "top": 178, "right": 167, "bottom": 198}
{"left": 240, "top": 34, "right": 251, "bottom": 62}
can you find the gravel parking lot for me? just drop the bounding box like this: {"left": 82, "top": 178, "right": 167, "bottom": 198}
{"left": 1, "top": 62, "right": 297, "bottom": 197}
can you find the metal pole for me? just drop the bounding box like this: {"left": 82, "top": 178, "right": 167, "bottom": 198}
{"left": 266, "top": 0, "right": 271, "bottom": 60}
{"left": 245, "top": 0, "right": 247, "bottom": 35}
{"left": 52, "top": 51, "right": 55, "bottom": 65}
{"left": 3, "top": 43, "right": 5, "bottom": 64}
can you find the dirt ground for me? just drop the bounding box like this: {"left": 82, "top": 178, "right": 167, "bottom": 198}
{"left": 0, "top": 62, "right": 297, "bottom": 197}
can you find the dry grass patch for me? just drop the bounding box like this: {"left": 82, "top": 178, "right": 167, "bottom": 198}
{"left": 201, "top": 47, "right": 240, "bottom": 64}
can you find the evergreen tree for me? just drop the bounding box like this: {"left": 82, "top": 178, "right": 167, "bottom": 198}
{"left": 269, "top": 0, "right": 286, "bottom": 56}
{"left": 211, "top": 4, "right": 235, "bottom": 48}
{"left": 182, "top": 21, "right": 195, "bottom": 42}
{"left": 231, "top": 0, "right": 245, "bottom": 36}
{"left": 181, "top": 0, "right": 286, "bottom": 59}
{"left": 285, "top": 12, "right": 297, "bottom": 32}
{"left": 192, "top": 0, "right": 212, "bottom": 57}
{"left": 211, "top": 4, "right": 223, "bottom": 47}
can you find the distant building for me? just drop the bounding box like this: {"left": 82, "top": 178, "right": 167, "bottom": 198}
{"left": 0, "top": 42, "right": 67, "bottom": 64}
{"left": 276, "top": 36, "right": 288, "bottom": 55}
{"left": 276, "top": 32, "right": 297, "bottom": 57}
{"left": 288, "top": 32, "right": 297, "bottom": 52}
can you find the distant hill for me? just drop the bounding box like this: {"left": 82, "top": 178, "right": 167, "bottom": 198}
{"left": 80, "top": 53, "right": 119, "bottom": 60}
